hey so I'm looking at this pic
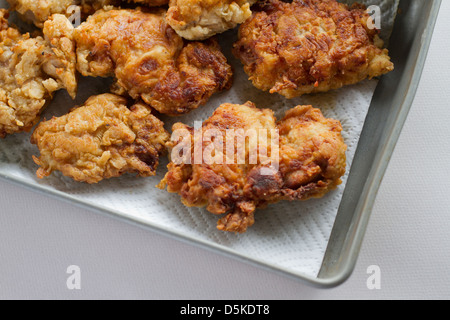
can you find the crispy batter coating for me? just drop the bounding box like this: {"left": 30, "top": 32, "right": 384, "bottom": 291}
{"left": 167, "top": 0, "right": 257, "bottom": 40}
{"left": 158, "top": 102, "right": 347, "bottom": 233}
{"left": 0, "top": 10, "right": 77, "bottom": 138}
{"left": 7, "top": 0, "right": 74, "bottom": 28}
{"left": 42, "top": 14, "right": 78, "bottom": 97}
{"left": 31, "top": 93, "right": 170, "bottom": 184}
{"left": 73, "top": 8, "right": 232, "bottom": 115}
{"left": 233, "top": 0, "right": 394, "bottom": 99}
{"left": 6, "top": 0, "right": 169, "bottom": 27}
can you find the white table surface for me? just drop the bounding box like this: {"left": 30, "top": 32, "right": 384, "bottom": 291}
{"left": 1, "top": 2, "right": 450, "bottom": 300}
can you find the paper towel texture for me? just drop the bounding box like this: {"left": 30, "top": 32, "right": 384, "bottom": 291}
{"left": 0, "top": 0, "right": 399, "bottom": 278}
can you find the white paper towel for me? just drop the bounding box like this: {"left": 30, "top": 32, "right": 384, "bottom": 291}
{"left": 0, "top": 0, "right": 399, "bottom": 278}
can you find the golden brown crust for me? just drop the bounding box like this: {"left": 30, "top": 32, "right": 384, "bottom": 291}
{"left": 158, "top": 102, "right": 347, "bottom": 233}
{"left": 233, "top": 0, "right": 394, "bottom": 99}
{"left": 6, "top": 0, "right": 169, "bottom": 27}
{"left": 31, "top": 93, "right": 170, "bottom": 184}
{"left": 42, "top": 14, "right": 78, "bottom": 99}
{"left": 277, "top": 105, "right": 347, "bottom": 199}
{"left": 74, "top": 8, "right": 233, "bottom": 115}
{"left": 0, "top": 10, "right": 77, "bottom": 138}
{"left": 6, "top": 0, "right": 74, "bottom": 27}
{"left": 167, "top": 0, "right": 257, "bottom": 40}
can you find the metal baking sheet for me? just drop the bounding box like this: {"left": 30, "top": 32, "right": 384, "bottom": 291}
{"left": 0, "top": 0, "right": 441, "bottom": 287}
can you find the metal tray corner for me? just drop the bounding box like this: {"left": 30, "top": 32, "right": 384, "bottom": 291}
{"left": 316, "top": 0, "right": 442, "bottom": 288}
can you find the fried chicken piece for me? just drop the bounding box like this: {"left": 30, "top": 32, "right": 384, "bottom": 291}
{"left": 0, "top": 10, "right": 77, "bottom": 138}
{"left": 31, "top": 93, "right": 170, "bottom": 184}
{"left": 6, "top": 0, "right": 169, "bottom": 28}
{"left": 158, "top": 102, "right": 347, "bottom": 233}
{"left": 233, "top": 0, "right": 394, "bottom": 99}
{"left": 42, "top": 14, "right": 78, "bottom": 97}
{"left": 167, "top": 0, "right": 257, "bottom": 40}
{"left": 7, "top": 0, "right": 74, "bottom": 28}
{"left": 73, "top": 8, "right": 232, "bottom": 115}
